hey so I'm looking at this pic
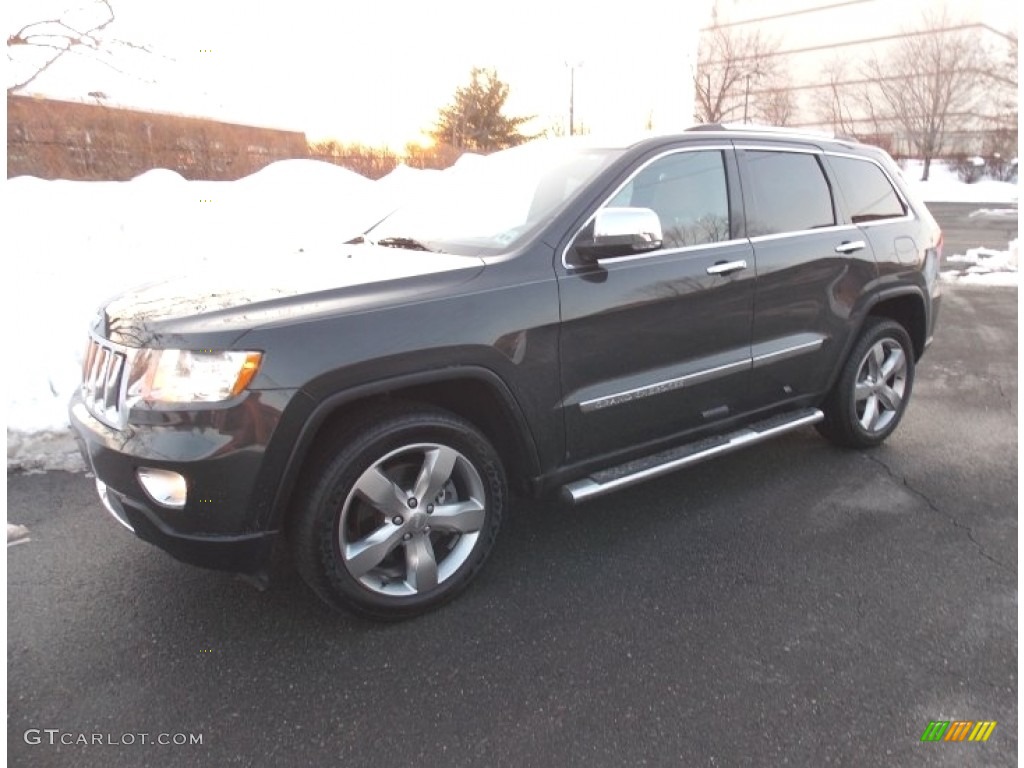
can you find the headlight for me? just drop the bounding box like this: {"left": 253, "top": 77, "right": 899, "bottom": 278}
{"left": 127, "top": 349, "right": 262, "bottom": 404}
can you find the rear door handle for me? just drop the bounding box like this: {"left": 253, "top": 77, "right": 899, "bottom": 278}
{"left": 834, "top": 240, "right": 866, "bottom": 254}
{"left": 706, "top": 259, "right": 748, "bottom": 276}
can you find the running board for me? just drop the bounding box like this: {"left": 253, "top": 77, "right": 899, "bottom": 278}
{"left": 562, "top": 408, "right": 823, "bottom": 503}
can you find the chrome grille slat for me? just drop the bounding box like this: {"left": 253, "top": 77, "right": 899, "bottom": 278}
{"left": 87, "top": 345, "right": 105, "bottom": 397}
{"left": 102, "top": 349, "right": 118, "bottom": 411}
{"left": 82, "top": 338, "right": 128, "bottom": 429}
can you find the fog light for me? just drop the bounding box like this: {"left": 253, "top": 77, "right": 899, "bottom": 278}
{"left": 136, "top": 468, "right": 188, "bottom": 509}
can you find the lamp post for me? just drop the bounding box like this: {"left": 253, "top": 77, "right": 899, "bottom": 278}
{"left": 566, "top": 61, "right": 583, "bottom": 135}
{"left": 743, "top": 72, "right": 752, "bottom": 123}
{"left": 742, "top": 67, "right": 763, "bottom": 124}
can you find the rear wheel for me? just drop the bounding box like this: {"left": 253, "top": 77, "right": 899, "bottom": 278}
{"left": 289, "top": 405, "right": 506, "bottom": 620}
{"left": 817, "top": 318, "right": 915, "bottom": 448}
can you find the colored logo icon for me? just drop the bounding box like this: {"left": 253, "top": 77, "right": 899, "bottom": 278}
{"left": 921, "top": 721, "right": 997, "bottom": 742}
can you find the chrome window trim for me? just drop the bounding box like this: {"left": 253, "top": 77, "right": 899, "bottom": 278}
{"left": 594, "top": 238, "right": 750, "bottom": 266}
{"left": 561, "top": 144, "right": 735, "bottom": 271}
{"left": 561, "top": 142, "right": 917, "bottom": 268}
{"left": 748, "top": 224, "right": 858, "bottom": 243}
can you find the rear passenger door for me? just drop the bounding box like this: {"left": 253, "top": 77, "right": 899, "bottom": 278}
{"left": 737, "top": 145, "right": 878, "bottom": 407}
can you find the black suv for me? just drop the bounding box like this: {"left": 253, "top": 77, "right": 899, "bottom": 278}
{"left": 70, "top": 126, "right": 942, "bottom": 619}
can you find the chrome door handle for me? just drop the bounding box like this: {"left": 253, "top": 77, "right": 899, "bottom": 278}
{"left": 706, "top": 259, "right": 748, "bottom": 275}
{"left": 834, "top": 240, "right": 866, "bottom": 254}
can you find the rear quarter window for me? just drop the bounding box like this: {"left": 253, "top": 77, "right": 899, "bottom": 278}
{"left": 828, "top": 155, "right": 907, "bottom": 223}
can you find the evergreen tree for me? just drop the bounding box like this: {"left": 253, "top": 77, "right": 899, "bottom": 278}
{"left": 430, "top": 67, "right": 532, "bottom": 153}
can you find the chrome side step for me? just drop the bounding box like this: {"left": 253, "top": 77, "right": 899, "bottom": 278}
{"left": 562, "top": 408, "right": 823, "bottom": 503}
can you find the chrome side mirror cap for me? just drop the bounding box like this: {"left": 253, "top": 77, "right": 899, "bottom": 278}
{"left": 575, "top": 207, "right": 663, "bottom": 262}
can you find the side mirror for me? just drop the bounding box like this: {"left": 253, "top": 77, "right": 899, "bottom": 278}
{"left": 575, "top": 207, "right": 663, "bottom": 262}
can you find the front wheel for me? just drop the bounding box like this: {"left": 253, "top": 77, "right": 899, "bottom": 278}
{"left": 817, "top": 318, "right": 916, "bottom": 448}
{"left": 289, "top": 405, "right": 507, "bottom": 620}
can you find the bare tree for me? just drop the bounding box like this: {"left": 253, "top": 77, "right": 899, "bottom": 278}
{"left": 756, "top": 82, "right": 795, "bottom": 126}
{"left": 861, "top": 7, "right": 991, "bottom": 180}
{"left": 983, "top": 30, "right": 1018, "bottom": 169}
{"left": 812, "top": 58, "right": 859, "bottom": 136}
{"left": 7, "top": 0, "right": 150, "bottom": 93}
{"left": 693, "top": 17, "right": 784, "bottom": 124}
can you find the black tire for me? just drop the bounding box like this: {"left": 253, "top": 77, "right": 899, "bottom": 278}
{"left": 288, "top": 403, "right": 507, "bottom": 621}
{"left": 817, "top": 318, "right": 916, "bottom": 449}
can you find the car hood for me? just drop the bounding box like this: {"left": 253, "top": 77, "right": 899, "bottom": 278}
{"left": 100, "top": 245, "right": 485, "bottom": 346}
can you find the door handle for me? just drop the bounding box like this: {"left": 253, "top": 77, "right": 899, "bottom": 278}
{"left": 706, "top": 259, "right": 748, "bottom": 276}
{"left": 834, "top": 240, "right": 867, "bottom": 254}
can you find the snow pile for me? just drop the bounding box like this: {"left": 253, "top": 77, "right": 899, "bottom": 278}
{"left": 4, "top": 159, "right": 433, "bottom": 472}
{"left": 941, "top": 240, "right": 1019, "bottom": 287}
{"left": 902, "top": 160, "right": 1018, "bottom": 204}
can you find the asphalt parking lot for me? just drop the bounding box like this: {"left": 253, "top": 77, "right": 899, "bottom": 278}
{"left": 927, "top": 202, "right": 1018, "bottom": 262}
{"left": 6, "top": 193, "right": 1019, "bottom": 766}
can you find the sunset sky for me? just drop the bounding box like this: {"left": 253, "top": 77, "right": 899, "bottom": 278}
{"left": 8, "top": 0, "right": 706, "bottom": 148}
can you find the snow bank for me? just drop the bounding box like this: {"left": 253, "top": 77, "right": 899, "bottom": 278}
{"left": 901, "top": 160, "right": 1018, "bottom": 204}
{"left": 941, "top": 240, "right": 1019, "bottom": 287}
{"left": 4, "top": 159, "right": 433, "bottom": 471}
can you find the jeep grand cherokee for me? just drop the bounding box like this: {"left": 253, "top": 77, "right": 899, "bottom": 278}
{"left": 70, "top": 126, "right": 942, "bottom": 619}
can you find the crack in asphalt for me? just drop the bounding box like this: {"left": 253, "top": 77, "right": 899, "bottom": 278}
{"left": 864, "top": 453, "right": 1015, "bottom": 576}
{"left": 995, "top": 381, "right": 1018, "bottom": 415}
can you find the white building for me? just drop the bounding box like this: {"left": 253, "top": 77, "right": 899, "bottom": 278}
{"left": 701, "top": 0, "right": 1017, "bottom": 154}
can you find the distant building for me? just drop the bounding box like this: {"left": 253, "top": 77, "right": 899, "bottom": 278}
{"left": 702, "top": 0, "right": 1017, "bottom": 155}
{"left": 7, "top": 94, "right": 309, "bottom": 181}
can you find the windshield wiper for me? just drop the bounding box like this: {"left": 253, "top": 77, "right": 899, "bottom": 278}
{"left": 373, "top": 236, "right": 433, "bottom": 252}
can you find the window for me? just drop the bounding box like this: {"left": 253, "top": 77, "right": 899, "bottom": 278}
{"left": 828, "top": 155, "right": 907, "bottom": 223}
{"left": 744, "top": 151, "right": 835, "bottom": 236}
{"left": 606, "top": 150, "right": 730, "bottom": 249}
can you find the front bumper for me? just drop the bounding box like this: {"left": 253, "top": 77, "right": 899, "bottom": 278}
{"left": 92, "top": 477, "right": 274, "bottom": 572}
{"left": 69, "top": 392, "right": 280, "bottom": 574}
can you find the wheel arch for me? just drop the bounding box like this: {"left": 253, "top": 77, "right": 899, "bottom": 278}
{"left": 267, "top": 367, "right": 541, "bottom": 531}
{"left": 863, "top": 288, "right": 928, "bottom": 360}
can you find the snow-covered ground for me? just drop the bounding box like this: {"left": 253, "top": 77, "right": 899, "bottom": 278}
{"left": 941, "top": 240, "right": 1019, "bottom": 287}
{"left": 4, "top": 156, "right": 1019, "bottom": 472}
{"left": 902, "top": 159, "right": 1019, "bottom": 204}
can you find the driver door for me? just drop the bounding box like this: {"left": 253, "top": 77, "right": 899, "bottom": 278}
{"left": 556, "top": 145, "right": 756, "bottom": 463}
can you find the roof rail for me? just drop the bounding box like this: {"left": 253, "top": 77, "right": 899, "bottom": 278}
{"left": 686, "top": 123, "right": 849, "bottom": 142}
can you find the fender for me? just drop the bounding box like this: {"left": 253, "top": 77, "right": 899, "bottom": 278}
{"left": 862, "top": 283, "right": 928, "bottom": 314}
{"left": 820, "top": 284, "right": 928, "bottom": 396}
{"left": 264, "top": 365, "right": 542, "bottom": 531}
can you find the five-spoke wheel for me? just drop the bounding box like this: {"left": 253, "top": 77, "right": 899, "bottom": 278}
{"left": 341, "top": 443, "right": 487, "bottom": 596}
{"left": 818, "top": 318, "right": 916, "bottom": 448}
{"left": 852, "top": 337, "right": 909, "bottom": 434}
{"left": 289, "top": 405, "right": 506, "bottom": 620}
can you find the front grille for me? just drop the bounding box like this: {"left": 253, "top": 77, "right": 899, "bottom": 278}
{"left": 82, "top": 337, "right": 128, "bottom": 428}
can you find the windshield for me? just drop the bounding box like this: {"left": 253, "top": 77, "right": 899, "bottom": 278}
{"left": 366, "top": 140, "right": 624, "bottom": 255}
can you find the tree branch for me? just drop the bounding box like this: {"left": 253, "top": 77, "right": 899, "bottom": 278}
{"left": 7, "top": 0, "right": 118, "bottom": 93}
